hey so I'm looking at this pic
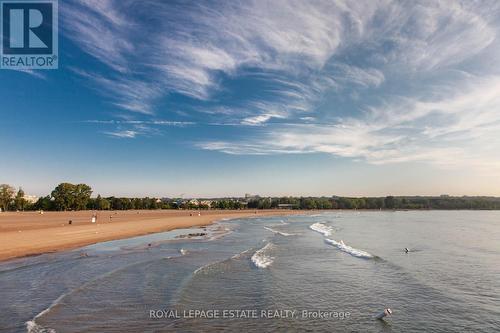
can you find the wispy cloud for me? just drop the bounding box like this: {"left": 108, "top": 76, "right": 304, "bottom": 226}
{"left": 63, "top": 0, "right": 497, "bottom": 107}
{"left": 330, "top": 64, "right": 385, "bottom": 88}
{"left": 62, "top": 0, "right": 133, "bottom": 73}
{"left": 69, "top": 68, "right": 161, "bottom": 115}
{"left": 104, "top": 129, "right": 139, "bottom": 139}
{"left": 62, "top": 0, "right": 500, "bottom": 173}
{"left": 103, "top": 123, "right": 163, "bottom": 139}
{"left": 83, "top": 120, "right": 195, "bottom": 126}
{"left": 200, "top": 74, "right": 500, "bottom": 172}
{"left": 242, "top": 114, "right": 281, "bottom": 126}
{"left": 84, "top": 119, "right": 195, "bottom": 139}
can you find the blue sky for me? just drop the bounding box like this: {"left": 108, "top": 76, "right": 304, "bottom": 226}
{"left": 2, "top": 0, "right": 500, "bottom": 197}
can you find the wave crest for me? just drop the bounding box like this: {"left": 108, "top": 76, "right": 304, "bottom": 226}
{"left": 310, "top": 222, "right": 334, "bottom": 236}
{"left": 26, "top": 320, "right": 56, "bottom": 333}
{"left": 263, "top": 226, "right": 295, "bottom": 236}
{"left": 325, "top": 239, "right": 374, "bottom": 259}
{"left": 251, "top": 243, "right": 274, "bottom": 268}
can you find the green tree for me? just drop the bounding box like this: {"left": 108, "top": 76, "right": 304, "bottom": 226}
{"left": 51, "top": 183, "right": 92, "bottom": 211}
{"left": 149, "top": 198, "right": 159, "bottom": 209}
{"left": 0, "top": 184, "right": 15, "bottom": 211}
{"left": 34, "top": 196, "right": 53, "bottom": 210}
{"left": 384, "top": 196, "right": 395, "bottom": 209}
{"left": 96, "top": 195, "right": 111, "bottom": 210}
{"left": 51, "top": 183, "right": 75, "bottom": 211}
{"left": 132, "top": 198, "right": 142, "bottom": 209}
{"left": 74, "top": 184, "right": 92, "bottom": 210}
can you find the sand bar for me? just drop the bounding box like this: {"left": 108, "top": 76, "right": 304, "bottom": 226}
{"left": 0, "top": 210, "right": 305, "bottom": 262}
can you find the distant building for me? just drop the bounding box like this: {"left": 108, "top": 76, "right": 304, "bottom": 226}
{"left": 188, "top": 199, "right": 199, "bottom": 206}
{"left": 23, "top": 195, "right": 39, "bottom": 204}
{"left": 278, "top": 204, "right": 297, "bottom": 209}
{"left": 199, "top": 200, "right": 213, "bottom": 207}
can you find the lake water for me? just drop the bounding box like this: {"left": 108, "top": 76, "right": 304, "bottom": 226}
{"left": 1, "top": 211, "right": 499, "bottom": 332}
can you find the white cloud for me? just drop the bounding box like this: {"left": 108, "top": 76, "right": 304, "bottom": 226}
{"left": 63, "top": 0, "right": 498, "bottom": 112}
{"left": 104, "top": 130, "right": 138, "bottom": 138}
{"left": 84, "top": 119, "right": 195, "bottom": 126}
{"left": 70, "top": 68, "right": 161, "bottom": 115}
{"left": 63, "top": 0, "right": 500, "bottom": 171}
{"left": 242, "top": 114, "right": 275, "bottom": 126}
{"left": 200, "top": 75, "right": 500, "bottom": 172}
{"left": 89, "top": 119, "right": 194, "bottom": 139}
{"left": 62, "top": 0, "right": 133, "bottom": 73}
{"left": 374, "top": 1, "right": 497, "bottom": 71}
{"left": 331, "top": 64, "right": 385, "bottom": 88}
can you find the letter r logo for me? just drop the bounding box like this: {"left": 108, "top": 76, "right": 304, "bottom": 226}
{"left": 2, "top": 1, "right": 53, "bottom": 54}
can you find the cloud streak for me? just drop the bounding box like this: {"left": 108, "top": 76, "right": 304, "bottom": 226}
{"left": 201, "top": 74, "right": 500, "bottom": 171}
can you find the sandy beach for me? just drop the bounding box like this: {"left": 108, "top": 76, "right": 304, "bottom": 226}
{"left": 0, "top": 209, "right": 305, "bottom": 262}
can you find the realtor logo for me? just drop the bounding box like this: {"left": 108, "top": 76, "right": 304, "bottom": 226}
{"left": 1, "top": 0, "right": 58, "bottom": 69}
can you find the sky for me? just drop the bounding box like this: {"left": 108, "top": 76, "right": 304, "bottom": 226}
{"left": 1, "top": 0, "right": 500, "bottom": 198}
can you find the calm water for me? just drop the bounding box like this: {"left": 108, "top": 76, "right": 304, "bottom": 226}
{"left": 1, "top": 211, "right": 499, "bottom": 332}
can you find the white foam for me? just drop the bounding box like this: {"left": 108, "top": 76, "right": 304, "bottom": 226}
{"left": 251, "top": 243, "right": 274, "bottom": 268}
{"left": 263, "top": 226, "right": 295, "bottom": 236}
{"left": 26, "top": 320, "right": 56, "bottom": 333}
{"left": 325, "top": 239, "right": 374, "bottom": 258}
{"left": 26, "top": 292, "right": 66, "bottom": 333}
{"left": 180, "top": 248, "right": 188, "bottom": 255}
{"left": 309, "top": 222, "right": 334, "bottom": 236}
{"left": 206, "top": 224, "right": 233, "bottom": 241}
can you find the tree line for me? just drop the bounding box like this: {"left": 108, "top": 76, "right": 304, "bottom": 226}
{"left": 1, "top": 183, "right": 500, "bottom": 212}
{"left": 247, "top": 196, "right": 500, "bottom": 210}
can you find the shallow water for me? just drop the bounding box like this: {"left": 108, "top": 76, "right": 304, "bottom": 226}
{"left": 1, "top": 211, "right": 499, "bottom": 332}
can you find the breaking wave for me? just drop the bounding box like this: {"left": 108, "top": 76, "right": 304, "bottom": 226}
{"left": 325, "top": 239, "right": 374, "bottom": 259}
{"left": 26, "top": 320, "right": 56, "bottom": 333}
{"left": 263, "top": 226, "right": 295, "bottom": 236}
{"left": 26, "top": 291, "right": 67, "bottom": 333}
{"left": 251, "top": 243, "right": 274, "bottom": 268}
{"left": 310, "top": 222, "right": 334, "bottom": 236}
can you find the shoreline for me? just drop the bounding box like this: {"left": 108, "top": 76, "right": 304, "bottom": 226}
{"left": 0, "top": 209, "right": 308, "bottom": 262}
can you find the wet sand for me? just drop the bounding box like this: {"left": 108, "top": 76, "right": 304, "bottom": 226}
{"left": 0, "top": 210, "right": 305, "bottom": 262}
